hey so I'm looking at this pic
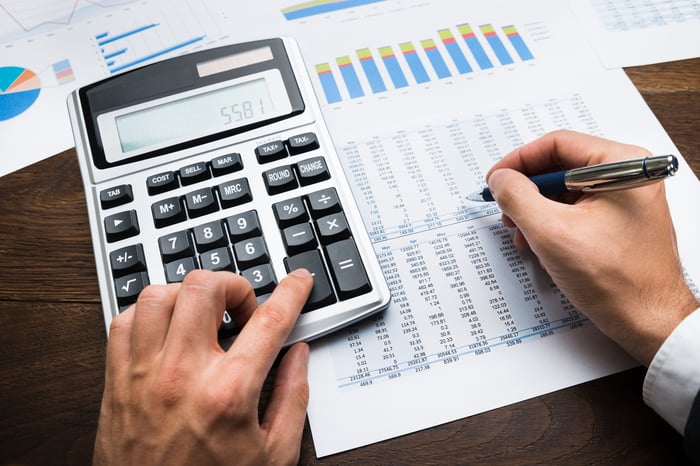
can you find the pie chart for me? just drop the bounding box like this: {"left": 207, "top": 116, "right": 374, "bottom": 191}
{"left": 0, "top": 66, "right": 42, "bottom": 121}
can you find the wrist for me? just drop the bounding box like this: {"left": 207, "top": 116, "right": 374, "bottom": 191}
{"left": 633, "top": 285, "right": 699, "bottom": 367}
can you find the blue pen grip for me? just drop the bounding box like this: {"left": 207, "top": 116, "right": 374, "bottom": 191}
{"left": 529, "top": 171, "right": 567, "bottom": 196}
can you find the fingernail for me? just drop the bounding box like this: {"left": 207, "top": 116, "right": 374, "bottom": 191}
{"left": 486, "top": 169, "right": 506, "bottom": 199}
{"left": 289, "top": 268, "right": 312, "bottom": 279}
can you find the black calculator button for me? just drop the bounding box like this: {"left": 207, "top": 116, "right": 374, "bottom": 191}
{"left": 147, "top": 171, "right": 179, "bottom": 195}
{"left": 193, "top": 221, "right": 227, "bottom": 252}
{"left": 263, "top": 165, "right": 298, "bottom": 195}
{"left": 273, "top": 197, "right": 308, "bottom": 228}
{"left": 225, "top": 210, "right": 262, "bottom": 242}
{"left": 164, "top": 257, "right": 198, "bottom": 283}
{"left": 315, "top": 212, "right": 351, "bottom": 245}
{"left": 104, "top": 210, "right": 140, "bottom": 242}
{"left": 100, "top": 184, "right": 133, "bottom": 209}
{"left": 287, "top": 132, "right": 319, "bottom": 155}
{"left": 200, "top": 247, "right": 235, "bottom": 272}
{"left": 296, "top": 156, "right": 330, "bottom": 186}
{"left": 255, "top": 140, "right": 287, "bottom": 163}
{"left": 284, "top": 250, "right": 336, "bottom": 312}
{"left": 184, "top": 187, "right": 218, "bottom": 218}
{"left": 158, "top": 230, "right": 194, "bottom": 262}
{"left": 218, "top": 178, "right": 252, "bottom": 208}
{"left": 306, "top": 188, "right": 341, "bottom": 218}
{"left": 110, "top": 244, "right": 146, "bottom": 277}
{"left": 233, "top": 237, "right": 269, "bottom": 269}
{"left": 210, "top": 153, "right": 243, "bottom": 176}
{"left": 325, "top": 238, "right": 371, "bottom": 300}
{"left": 180, "top": 162, "right": 210, "bottom": 186}
{"left": 241, "top": 264, "right": 277, "bottom": 296}
{"left": 282, "top": 223, "right": 317, "bottom": 255}
{"left": 115, "top": 271, "right": 149, "bottom": 306}
{"left": 151, "top": 197, "right": 186, "bottom": 228}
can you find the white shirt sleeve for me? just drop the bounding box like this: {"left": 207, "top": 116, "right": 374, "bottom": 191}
{"left": 643, "top": 307, "right": 700, "bottom": 434}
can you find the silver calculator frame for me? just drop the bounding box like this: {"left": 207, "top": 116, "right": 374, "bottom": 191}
{"left": 67, "top": 36, "right": 391, "bottom": 345}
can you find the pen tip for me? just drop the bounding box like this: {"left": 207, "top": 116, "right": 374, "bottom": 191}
{"left": 467, "top": 191, "right": 485, "bottom": 202}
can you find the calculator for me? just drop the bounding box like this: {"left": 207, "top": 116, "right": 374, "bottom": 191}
{"left": 67, "top": 37, "right": 390, "bottom": 344}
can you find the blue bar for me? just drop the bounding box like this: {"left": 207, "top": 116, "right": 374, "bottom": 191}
{"left": 464, "top": 36, "right": 493, "bottom": 69}
{"left": 443, "top": 41, "right": 472, "bottom": 74}
{"left": 480, "top": 25, "right": 513, "bottom": 65}
{"left": 457, "top": 24, "right": 493, "bottom": 70}
{"left": 109, "top": 36, "right": 205, "bottom": 74}
{"left": 357, "top": 49, "right": 386, "bottom": 93}
{"left": 400, "top": 43, "right": 430, "bottom": 84}
{"left": 421, "top": 40, "right": 451, "bottom": 79}
{"left": 98, "top": 23, "right": 158, "bottom": 46}
{"left": 96, "top": 32, "right": 108, "bottom": 40}
{"left": 337, "top": 57, "right": 364, "bottom": 98}
{"left": 379, "top": 47, "right": 408, "bottom": 89}
{"left": 103, "top": 48, "right": 127, "bottom": 60}
{"left": 504, "top": 27, "right": 534, "bottom": 61}
{"left": 315, "top": 64, "right": 342, "bottom": 104}
{"left": 486, "top": 36, "right": 514, "bottom": 65}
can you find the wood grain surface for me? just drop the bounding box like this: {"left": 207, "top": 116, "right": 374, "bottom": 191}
{"left": 1, "top": 58, "right": 698, "bottom": 465}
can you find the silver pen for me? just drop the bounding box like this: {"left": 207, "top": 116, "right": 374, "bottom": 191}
{"left": 468, "top": 155, "right": 679, "bottom": 202}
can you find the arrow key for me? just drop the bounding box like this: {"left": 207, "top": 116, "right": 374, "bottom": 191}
{"left": 104, "top": 210, "right": 140, "bottom": 242}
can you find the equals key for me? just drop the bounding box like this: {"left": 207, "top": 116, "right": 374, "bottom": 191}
{"left": 325, "top": 238, "right": 371, "bottom": 300}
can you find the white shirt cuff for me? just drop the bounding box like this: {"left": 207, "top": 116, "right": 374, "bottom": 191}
{"left": 643, "top": 307, "right": 700, "bottom": 434}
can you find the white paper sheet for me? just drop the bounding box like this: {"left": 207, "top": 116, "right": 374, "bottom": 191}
{"left": 275, "top": 0, "right": 700, "bottom": 456}
{"left": 3, "top": 0, "right": 698, "bottom": 177}
{"left": 567, "top": 0, "right": 700, "bottom": 67}
{"left": 0, "top": 0, "right": 255, "bottom": 177}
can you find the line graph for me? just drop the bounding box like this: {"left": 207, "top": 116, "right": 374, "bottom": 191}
{"left": 0, "top": 0, "right": 137, "bottom": 40}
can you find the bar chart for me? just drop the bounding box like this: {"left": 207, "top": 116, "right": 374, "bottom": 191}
{"left": 96, "top": 23, "right": 205, "bottom": 74}
{"left": 282, "top": 0, "right": 385, "bottom": 20}
{"left": 314, "top": 21, "right": 534, "bottom": 104}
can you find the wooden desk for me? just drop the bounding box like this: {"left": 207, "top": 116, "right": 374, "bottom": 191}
{"left": 1, "top": 58, "right": 698, "bottom": 465}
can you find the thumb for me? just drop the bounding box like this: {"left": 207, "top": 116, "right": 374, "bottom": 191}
{"left": 486, "top": 168, "right": 558, "bottom": 236}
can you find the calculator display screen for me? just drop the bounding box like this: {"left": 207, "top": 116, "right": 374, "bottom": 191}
{"left": 115, "top": 78, "right": 275, "bottom": 153}
{"left": 83, "top": 39, "right": 305, "bottom": 169}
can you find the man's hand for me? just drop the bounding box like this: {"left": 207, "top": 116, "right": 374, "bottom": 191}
{"left": 93, "top": 268, "right": 313, "bottom": 465}
{"left": 486, "top": 130, "right": 698, "bottom": 366}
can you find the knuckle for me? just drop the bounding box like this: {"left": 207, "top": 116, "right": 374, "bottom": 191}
{"left": 108, "top": 310, "right": 131, "bottom": 333}
{"left": 256, "top": 301, "right": 293, "bottom": 332}
{"left": 150, "top": 365, "right": 186, "bottom": 408}
{"left": 136, "top": 284, "right": 175, "bottom": 305}
{"left": 290, "top": 377, "right": 310, "bottom": 408}
{"left": 206, "top": 379, "right": 246, "bottom": 412}
{"left": 181, "top": 269, "right": 215, "bottom": 289}
{"left": 549, "top": 128, "right": 572, "bottom": 138}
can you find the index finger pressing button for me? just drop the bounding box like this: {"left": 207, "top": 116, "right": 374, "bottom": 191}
{"left": 284, "top": 250, "right": 336, "bottom": 312}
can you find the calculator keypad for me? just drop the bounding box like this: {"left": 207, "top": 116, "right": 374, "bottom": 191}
{"left": 103, "top": 132, "right": 375, "bottom": 326}
{"left": 72, "top": 38, "right": 390, "bottom": 345}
